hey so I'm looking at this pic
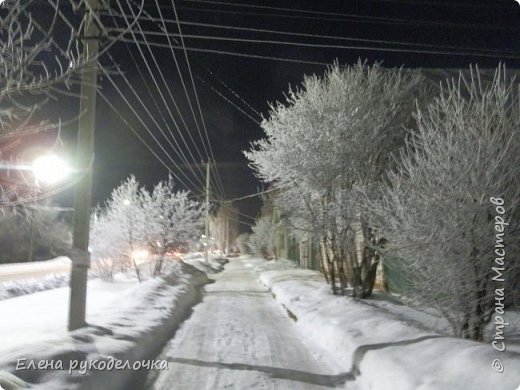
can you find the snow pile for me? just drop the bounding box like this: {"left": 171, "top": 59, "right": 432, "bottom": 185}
{"left": 0, "top": 273, "right": 69, "bottom": 301}
{"left": 260, "top": 269, "right": 520, "bottom": 390}
{"left": 0, "top": 257, "right": 70, "bottom": 280}
{"left": 180, "top": 252, "right": 228, "bottom": 273}
{"left": 0, "top": 262, "right": 209, "bottom": 390}
{"left": 242, "top": 256, "right": 297, "bottom": 274}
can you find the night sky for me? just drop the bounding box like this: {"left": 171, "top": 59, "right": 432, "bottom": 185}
{"left": 14, "top": 0, "right": 520, "bottom": 230}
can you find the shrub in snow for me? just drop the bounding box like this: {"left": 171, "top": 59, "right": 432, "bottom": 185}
{"left": 235, "top": 232, "right": 251, "bottom": 255}
{"left": 246, "top": 61, "right": 428, "bottom": 297}
{"left": 90, "top": 176, "right": 148, "bottom": 281}
{"left": 141, "top": 176, "right": 204, "bottom": 276}
{"left": 90, "top": 175, "right": 204, "bottom": 280}
{"left": 249, "top": 216, "right": 277, "bottom": 259}
{"left": 370, "top": 66, "right": 520, "bottom": 340}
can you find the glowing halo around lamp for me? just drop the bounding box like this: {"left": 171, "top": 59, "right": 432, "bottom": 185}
{"left": 32, "top": 154, "right": 71, "bottom": 184}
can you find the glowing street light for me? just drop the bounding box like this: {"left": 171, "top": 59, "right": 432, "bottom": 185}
{"left": 131, "top": 249, "right": 149, "bottom": 265}
{"left": 32, "top": 154, "right": 72, "bottom": 185}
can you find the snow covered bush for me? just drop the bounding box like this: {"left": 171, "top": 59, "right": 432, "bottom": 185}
{"left": 370, "top": 66, "right": 520, "bottom": 340}
{"left": 90, "top": 175, "right": 204, "bottom": 280}
{"left": 90, "top": 176, "right": 148, "bottom": 281}
{"left": 141, "top": 176, "right": 204, "bottom": 276}
{"left": 249, "top": 216, "right": 276, "bottom": 259}
{"left": 246, "top": 61, "right": 427, "bottom": 296}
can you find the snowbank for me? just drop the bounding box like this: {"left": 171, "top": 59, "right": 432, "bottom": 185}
{"left": 0, "top": 273, "right": 69, "bottom": 301}
{"left": 260, "top": 269, "right": 520, "bottom": 390}
{"left": 180, "top": 252, "right": 228, "bottom": 273}
{"left": 0, "top": 257, "right": 71, "bottom": 282}
{"left": 0, "top": 262, "right": 209, "bottom": 390}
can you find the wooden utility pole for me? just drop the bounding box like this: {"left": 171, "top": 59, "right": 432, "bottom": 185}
{"left": 68, "top": 0, "right": 99, "bottom": 331}
{"left": 204, "top": 161, "right": 211, "bottom": 263}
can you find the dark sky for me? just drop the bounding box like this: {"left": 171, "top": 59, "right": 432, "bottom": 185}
{"left": 17, "top": 0, "right": 520, "bottom": 229}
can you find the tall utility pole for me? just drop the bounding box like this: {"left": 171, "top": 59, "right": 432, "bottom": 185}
{"left": 204, "top": 161, "right": 211, "bottom": 263}
{"left": 69, "top": 0, "right": 99, "bottom": 331}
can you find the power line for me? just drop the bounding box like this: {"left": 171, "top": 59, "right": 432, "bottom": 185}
{"left": 170, "top": 0, "right": 227, "bottom": 198}
{"left": 196, "top": 75, "right": 262, "bottom": 126}
{"left": 105, "top": 14, "right": 206, "bottom": 189}
{"left": 110, "top": 36, "right": 520, "bottom": 62}
{"left": 108, "top": 38, "right": 349, "bottom": 66}
{"left": 181, "top": 0, "right": 512, "bottom": 23}
{"left": 173, "top": 3, "right": 519, "bottom": 32}
{"left": 109, "top": 2, "right": 208, "bottom": 188}
{"left": 223, "top": 187, "right": 278, "bottom": 203}
{"left": 205, "top": 68, "right": 262, "bottom": 118}
{"left": 100, "top": 63, "right": 204, "bottom": 192}
{"left": 98, "top": 86, "right": 204, "bottom": 196}
{"left": 171, "top": 20, "right": 520, "bottom": 57}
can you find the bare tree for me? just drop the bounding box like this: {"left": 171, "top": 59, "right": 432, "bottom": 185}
{"left": 0, "top": 1, "right": 85, "bottom": 209}
{"left": 246, "top": 61, "right": 427, "bottom": 297}
{"left": 369, "top": 66, "right": 520, "bottom": 340}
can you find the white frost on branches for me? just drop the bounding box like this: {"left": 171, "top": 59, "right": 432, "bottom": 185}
{"left": 90, "top": 175, "right": 204, "bottom": 280}
{"left": 369, "top": 66, "right": 520, "bottom": 340}
{"left": 246, "top": 61, "right": 427, "bottom": 297}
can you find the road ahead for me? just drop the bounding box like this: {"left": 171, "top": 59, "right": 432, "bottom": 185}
{"left": 147, "top": 259, "right": 345, "bottom": 390}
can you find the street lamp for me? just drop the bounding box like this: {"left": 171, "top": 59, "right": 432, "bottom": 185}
{"left": 32, "top": 154, "right": 72, "bottom": 185}
{"left": 26, "top": 154, "right": 72, "bottom": 262}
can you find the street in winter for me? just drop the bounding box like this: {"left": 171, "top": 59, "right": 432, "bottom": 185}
{"left": 1, "top": 0, "right": 520, "bottom": 389}
{"left": 146, "top": 259, "right": 345, "bottom": 390}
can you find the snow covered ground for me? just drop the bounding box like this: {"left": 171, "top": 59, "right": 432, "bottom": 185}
{"left": 0, "top": 260, "right": 209, "bottom": 390}
{"left": 147, "top": 257, "right": 344, "bottom": 390}
{"left": 1, "top": 255, "right": 518, "bottom": 389}
{"left": 260, "top": 265, "right": 520, "bottom": 390}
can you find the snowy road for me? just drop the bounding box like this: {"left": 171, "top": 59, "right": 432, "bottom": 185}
{"left": 147, "top": 259, "right": 346, "bottom": 390}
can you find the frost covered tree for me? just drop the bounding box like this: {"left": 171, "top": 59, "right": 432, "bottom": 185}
{"left": 249, "top": 216, "right": 276, "bottom": 259}
{"left": 90, "top": 176, "right": 147, "bottom": 281}
{"left": 141, "top": 176, "right": 204, "bottom": 275}
{"left": 90, "top": 175, "right": 204, "bottom": 279}
{"left": 370, "top": 66, "right": 520, "bottom": 340}
{"left": 246, "top": 61, "right": 427, "bottom": 296}
{"left": 0, "top": 2, "right": 84, "bottom": 209}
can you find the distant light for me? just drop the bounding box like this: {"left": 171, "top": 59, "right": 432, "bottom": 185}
{"left": 131, "top": 249, "right": 149, "bottom": 264}
{"left": 32, "top": 154, "right": 71, "bottom": 184}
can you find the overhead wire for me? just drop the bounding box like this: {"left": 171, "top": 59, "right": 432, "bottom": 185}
{"left": 172, "top": 3, "right": 520, "bottom": 32}
{"left": 108, "top": 29, "right": 520, "bottom": 61}
{"left": 107, "top": 38, "right": 351, "bottom": 66}
{"left": 181, "top": 0, "right": 513, "bottom": 21}
{"left": 196, "top": 75, "right": 262, "bottom": 126}
{"left": 205, "top": 68, "right": 262, "bottom": 118}
{"left": 172, "top": 20, "right": 520, "bottom": 57}
{"left": 133, "top": 0, "right": 210, "bottom": 166}
{"left": 170, "top": 0, "right": 227, "bottom": 199}
{"left": 126, "top": 0, "right": 225, "bottom": 199}
{"left": 97, "top": 86, "right": 203, "bottom": 195}
{"left": 100, "top": 59, "right": 204, "bottom": 192}
{"left": 109, "top": 0, "right": 208, "bottom": 189}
